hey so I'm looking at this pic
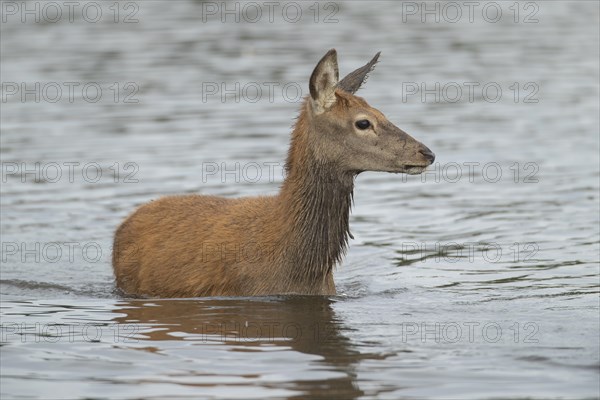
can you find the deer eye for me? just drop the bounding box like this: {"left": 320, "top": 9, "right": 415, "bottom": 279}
{"left": 355, "top": 119, "right": 371, "bottom": 130}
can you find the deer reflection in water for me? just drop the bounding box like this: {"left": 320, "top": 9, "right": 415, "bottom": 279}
{"left": 112, "top": 296, "right": 386, "bottom": 398}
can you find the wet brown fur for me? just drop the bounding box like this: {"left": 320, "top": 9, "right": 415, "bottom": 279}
{"left": 113, "top": 95, "right": 354, "bottom": 297}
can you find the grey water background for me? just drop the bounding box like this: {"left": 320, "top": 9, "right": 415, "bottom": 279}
{"left": 1, "top": 1, "right": 599, "bottom": 399}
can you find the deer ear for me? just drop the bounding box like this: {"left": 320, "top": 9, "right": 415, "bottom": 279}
{"left": 309, "top": 49, "right": 339, "bottom": 114}
{"left": 337, "top": 52, "right": 381, "bottom": 94}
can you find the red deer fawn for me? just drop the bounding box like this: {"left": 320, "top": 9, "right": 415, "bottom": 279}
{"left": 113, "top": 49, "right": 435, "bottom": 297}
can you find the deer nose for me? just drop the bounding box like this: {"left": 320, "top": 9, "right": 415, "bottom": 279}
{"left": 419, "top": 147, "right": 435, "bottom": 164}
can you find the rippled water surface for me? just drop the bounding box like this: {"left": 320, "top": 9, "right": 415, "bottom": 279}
{"left": 1, "top": 1, "right": 599, "bottom": 399}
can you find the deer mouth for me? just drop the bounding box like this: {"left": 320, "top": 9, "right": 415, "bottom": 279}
{"left": 401, "top": 165, "right": 428, "bottom": 175}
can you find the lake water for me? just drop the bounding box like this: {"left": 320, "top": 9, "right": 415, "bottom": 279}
{"left": 1, "top": 1, "right": 599, "bottom": 399}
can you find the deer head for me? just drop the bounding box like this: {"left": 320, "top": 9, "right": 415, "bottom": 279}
{"left": 306, "top": 49, "right": 435, "bottom": 175}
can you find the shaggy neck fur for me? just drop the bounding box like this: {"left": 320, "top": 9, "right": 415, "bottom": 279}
{"left": 278, "top": 102, "right": 354, "bottom": 289}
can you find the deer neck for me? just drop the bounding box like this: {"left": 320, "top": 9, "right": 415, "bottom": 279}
{"left": 277, "top": 108, "right": 354, "bottom": 288}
